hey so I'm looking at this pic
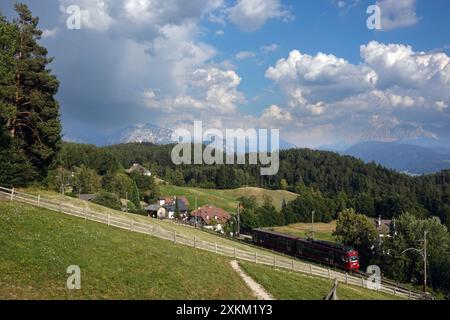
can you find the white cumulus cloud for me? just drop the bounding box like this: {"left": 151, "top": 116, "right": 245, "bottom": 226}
{"left": 227, "top": 0, "right": 292, "bottom": 32}
{"left": 264, "top": 41, "right": 450, "bottom": 146}
{"left": 235, "top": 51, "right": 256, "bottom": 60}
{"left": 377, "top": 0, "right": 419, "bottom": 30}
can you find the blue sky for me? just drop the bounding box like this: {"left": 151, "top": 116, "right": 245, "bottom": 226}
{"left": 1, "top": 0, "right": 449, "bottom": 148}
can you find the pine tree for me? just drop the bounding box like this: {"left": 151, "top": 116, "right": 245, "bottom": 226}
{"left": 174, "top": 196, "right": 180, "bottom": 220}
{"left": 0, "top": 12, "right": 34, "bottom": 186}
{"left": 0, "top": 4, "right": 61, "bottom": 183}
{"left": 130, "top": 180, "right": 141, "bottom": 211}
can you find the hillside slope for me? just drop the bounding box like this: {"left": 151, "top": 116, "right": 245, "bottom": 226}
{"left": 158, "top": 185, "right": 298, "bottom": 212}
{"left": 0, "top": 200, "right": 400, "bottom": 300}
{"left": 271, "top": 221, "right": 336, "bottom": 242}
{"left": 0, "top": 201, "right": 253, "bottom": 299}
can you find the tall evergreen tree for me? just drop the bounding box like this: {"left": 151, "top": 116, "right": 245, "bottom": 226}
{"left": 0, "top": 4, "right": 61, "bottom": 183}
{"left": 0, "top": 12, "right": 34, "bottom": 186}
{"left": 130, "top": 180, "right": 141, "bottom": 211}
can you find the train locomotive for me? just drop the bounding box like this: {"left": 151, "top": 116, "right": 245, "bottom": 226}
{"left": 252, "top": 229, "right": 360, "bottom": 271}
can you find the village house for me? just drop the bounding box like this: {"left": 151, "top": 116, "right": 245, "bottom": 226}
{"left": 189, "top": 204, "right": 231, "bottom": 233}
{"left": 373, "top": 216, "right": 394, "bottom": 238}
{"left": 125, "top": 163, "right": 152, "bottom": 177}
{"left": 146, "top": 196, "right": 189, "bottom": 220}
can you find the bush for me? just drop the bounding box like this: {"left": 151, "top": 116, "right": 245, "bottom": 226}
{"left": 92, "top": 191, "right": 122, "bottom": 211}
{"left": 72, "top": 165, "right": 101, "bottom": 194}
{"left": 109, "top": 173, "right": 133, "bottom": 198}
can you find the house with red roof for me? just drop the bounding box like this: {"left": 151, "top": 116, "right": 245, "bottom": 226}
{"left": 189, "top": 204, "right": 231, "bottom": 233}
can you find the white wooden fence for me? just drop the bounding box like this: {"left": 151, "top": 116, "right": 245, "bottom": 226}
{"left": 0, "top": 186, "right": 424, "bottom": 300}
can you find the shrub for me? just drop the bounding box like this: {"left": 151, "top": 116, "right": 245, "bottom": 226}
{"left": 92, "top": 191, "right": 122, "bottom": 211}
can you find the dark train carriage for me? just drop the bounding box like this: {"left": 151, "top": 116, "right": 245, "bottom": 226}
{"left": 252, "top": 229, "right": 360, "bottom": 271}
{"left": 296, "top": 239, "right": 359, "bottom": 270}
{"left": 252, "top": 229, "right": 297, "bottom": 256}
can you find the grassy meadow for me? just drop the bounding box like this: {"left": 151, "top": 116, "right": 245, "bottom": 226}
{"left": 0, "top": 200, "right": 254, "bottom": 300}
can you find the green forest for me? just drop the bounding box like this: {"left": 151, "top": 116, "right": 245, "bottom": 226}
{"left": 102, "top": 142, "right": 450, "bottom": 227}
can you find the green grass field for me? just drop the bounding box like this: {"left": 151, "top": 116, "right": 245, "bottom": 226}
{"left": 158, "top": 185, "right": 298, "bottom": 212}
{"left": 239, "top": 262, "right": 401, "bottom": 300}
{"left": 0, "top": 200, "right": 399, "bottom": 300}
{"left": 0, "top": 200, "right": 254, "bottom": 300}
{"left": 271, "top": 221, "right": 337, "bottom": 242}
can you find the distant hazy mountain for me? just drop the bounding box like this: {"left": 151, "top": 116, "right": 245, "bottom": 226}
{"left": 345, "top": 141, "right": 450, "bottom": 174}
{"left": 355, "top": 123, "right": 437, "bottom": 144}
{"left": 108, "top": 123, "right": 173, "bottom": 145}
{"left": 429, "top": 147, "right": 450, "bottom": 155}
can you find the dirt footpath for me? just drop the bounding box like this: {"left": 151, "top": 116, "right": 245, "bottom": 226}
{"left": 230, "top": 260, "right": 274, "bottom": 300}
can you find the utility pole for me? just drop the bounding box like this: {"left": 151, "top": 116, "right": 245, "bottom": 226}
{"left": 423, "top": 231, "right": 428, "bottom": 293}
{"left": 402, "top": 230, "right": 428, "bottom": 294}
{"left": 311, "top": 210, "right": 315, "bottom": 240}
{"left": 195, "top": 197, "right": 198, "bottom": 228}
{"left": 237, "top": 202, "right": 241, "bottom": 238}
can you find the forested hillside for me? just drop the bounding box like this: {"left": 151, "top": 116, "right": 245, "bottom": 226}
{"left": 55, "top": 142, "right": 450, "bottom": 227}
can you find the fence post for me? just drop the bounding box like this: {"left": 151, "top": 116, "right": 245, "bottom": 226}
{"left": 107, "top": 214, "right": 110, "bottom": 226}
{"left": 173, "top": 231, "right": 176, "bottom": 243}
{"left": 309, "top": 264, "right": 313, "bottom": 275}
{"left": 215, "top": 243, "right": 218, "bottom": 254}
{"left": 361, "top": 277, "right": 365, "bottom": 288}
{"left": 292, "top": 260, "right": 295, "bottom": 271}
{"left": 345, "top": 273, "right": 349, "bottom": 285}
{"left": 273, "top": 257, "right": 276, "bottom": 267}
{"left": 255, "top": 252, "right": 258, "bottom": 264}
{"left": 328, "top": 267, "right": 331, "bottom": 279}
{"left": 193, "top": 236, "right": 196, "bottom": 248}
{"left": 234, "top": 248, "right": 236, "bottom": 259}
{"left": 394, "top": 287, "right": 397, "bottom": 296}
{"left": 59, "top": 202, "right": 63, "bottom": 213}
{"left": 37, "top": 195, "right": 41, "bottom": 206}
{"left": 10, "top": 188, "right": 14, "bottom": 201}
{"left": 409, "top": 290, "right": 412, "bottom": 300}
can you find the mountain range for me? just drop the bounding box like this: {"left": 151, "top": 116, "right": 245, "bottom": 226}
{"left": 66, "top": 123, "right": 296, "bottom": 152}
{"left": 107, "top": 123, "right": 173, "bottom": 145}
{"left": 344, "top": 141, "right": 450, "bottom": 175}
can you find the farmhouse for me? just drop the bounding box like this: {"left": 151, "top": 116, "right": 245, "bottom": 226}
{"left": 189, "top": 204, "right": 231, "bottom": 232}
{"left": 146, "top": 204, "right": 167, "bottom": 219}
{"left": 125, "top": 163, "right": 151, "bottom": 177}
{"left": 146, "top": 196, "right": 189, "bottom": 219}
{"left": 373, "top": 216, "right": 394, "bottom": 238}
{"left": 158, "top": 196, "right": 190, "bottom": 207}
